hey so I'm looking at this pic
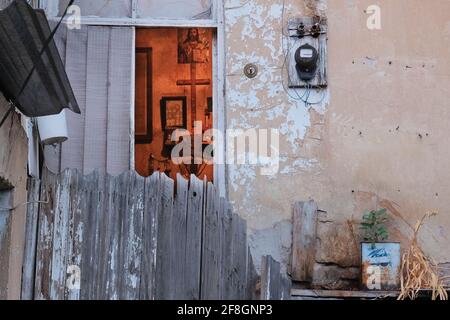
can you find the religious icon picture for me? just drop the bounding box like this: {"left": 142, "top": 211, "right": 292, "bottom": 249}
{"left": 160, "top": 96, "right": 187, "bottom": 130}
{"left": 160, "top": 96, "right": 187, "bottom": 148}
{"left": 178, "top": 28, "right": 210, "bottom": 64}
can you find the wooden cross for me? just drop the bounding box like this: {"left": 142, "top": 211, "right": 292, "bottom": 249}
{"left": 177, "top": 63, "right": 211, "bottom": 127}
{"left": 176, "top": 63, "right": 211, "bottom": 175}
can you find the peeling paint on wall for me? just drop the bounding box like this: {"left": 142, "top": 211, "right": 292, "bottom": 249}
{"left": 225, "top": 0, "right": 329, "bottom": 273}
{"left": 226, "top": 0, "right": 450, "bottom": 288}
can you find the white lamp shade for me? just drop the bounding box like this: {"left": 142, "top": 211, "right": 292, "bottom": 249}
{"left": 37, "top": 109, "right": 68, "bottom": 145}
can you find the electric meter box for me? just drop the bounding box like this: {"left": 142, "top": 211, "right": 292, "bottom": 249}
{"left": 287, "top": 17, "right": 328, "bottom": 88}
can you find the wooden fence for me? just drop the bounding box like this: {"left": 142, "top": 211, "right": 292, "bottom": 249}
{"left": 22, "top": 169, "right": 260, "bottom": 300}
{"left": 260, "top": 256, "right": 291, "bottom": 300}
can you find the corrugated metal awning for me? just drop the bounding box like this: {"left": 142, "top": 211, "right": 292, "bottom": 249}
{"left": 0, "top": 0, "right": 80, "bottom": 117}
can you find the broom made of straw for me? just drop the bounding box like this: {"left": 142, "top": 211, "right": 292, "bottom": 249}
{"left": 398, "top": 212, "right": 448, "bottom": 300}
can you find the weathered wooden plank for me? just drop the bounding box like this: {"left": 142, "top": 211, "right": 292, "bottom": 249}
{"left": 215, "top": 193, "right": 223, "bottom": 300}
{"left": 50, "top": 170, "right": 73, "bottom": 300}
{"left": 155, "top": 174, "right": 174, "bottom": 300}
{"left": 105, "top": 173, "right": 121, "bottom": 299}
{"left": 235, "top": 216, "right": 248, "bottom": 300}
{"left": 245, "top": 249, "right": 258, "bottom": 300}
{"left": 221, "top": 203, "right": 233, "bottom": 300}
{"left": 21, "top": 178, "right": 41, "bottom": 300}
{"left": 170, "top": 174, "right": 187, "bottom": 299}
{"left": 106, "top": 27, "right": 133, "bottom": 175}
{"left": 116, "top": 171, "right": 130, "bottom": 299}
{"left": 229, "top": 214, "right": 243, "bottom": 299}
{"left": 65, "top": 170, "right": 83, "bottom": 300}
{"left": 120, "top": 172, "right": 145, "bottom": 299}
{"left": 72, "top": 170, "right": 88, "bottom": 300}
{"left": 83, "top": 27, "right": 110, "bottom": 174}
{"left": 79, "top": 171, "right": 100, "bottom": 300}
{"left": 140, "top": 172, "right": 161, "bottom": 300}
{"left": 260, "top": 255, "right": 271, "bottom": 300}
{"left": 95, "top": 173, "right": 113, "bottom": 300}
{"left": 92, "top": 172, "right": 105, "bottom": 300}
{"left": 269, "top": 261, "right": 281, "bottom": 301}
{"left": 229, "top": 215, "right": 237, "bottom": 298}
{"left": 291, "top": 289, "right": 399, "bottom": 299}
{"left": 280, "top": 276, "right": 292, "bottom": 301}
{"left": 49, "top": 170, "right": 66, "bottom": 302}
{"left": 260, "top": 255, "right": 291, "bottom": 300}
{"left": 201, "top": 182, "right": 221, "bottom": 299}
{"left": 291, "top": 200, "right": 318, "bottom": 282}
{"left": 0, "top": 180, "right": 12, "bottom": 300}
{"left": 184, "top": 175, "right": 204, "bottom": 300}
{"left": 34, "top": 169, "right": 57, "bottom": 300}
{"left": 260, "top": 255, "right": 281, "bottom": 300}
{"left": 217, "top": 197, "right": 227, "bottom": 299}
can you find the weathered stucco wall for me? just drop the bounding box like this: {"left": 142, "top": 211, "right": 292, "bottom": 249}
{"left": 0, "top": 93, "right": 28, "bottom": 299}
{"left": 225, "top": 0, "right": 450, "bottom": 288}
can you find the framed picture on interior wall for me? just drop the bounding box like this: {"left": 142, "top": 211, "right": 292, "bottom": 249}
{"left": 178, "top": 28, "right": 210, "bottom": 64}
{"left": 135, "top": 48, "right": 153, "bottom": 144}
{"left": 160, "top": 96, "right": 188, "bottom": 130}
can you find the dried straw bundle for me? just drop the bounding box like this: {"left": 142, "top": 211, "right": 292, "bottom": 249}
{"left": 398, "top": 212, "right": 448, "bottom": 300}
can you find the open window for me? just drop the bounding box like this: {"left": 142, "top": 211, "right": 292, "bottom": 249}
{"left": 135, "top": 28, "right": 214, "bottom": 182}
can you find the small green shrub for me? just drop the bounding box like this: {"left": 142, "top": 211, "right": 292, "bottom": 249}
{"left": 360, "top": 208, "right": 389, "bottom": 243}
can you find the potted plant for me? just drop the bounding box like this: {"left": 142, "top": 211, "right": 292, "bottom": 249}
{"left": 360, "top": 208, "right": 401, "bottom": 291}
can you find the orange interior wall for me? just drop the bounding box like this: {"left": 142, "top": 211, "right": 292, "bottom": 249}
{"left": 135, "top": 28, "right": 214, "bottom": 181}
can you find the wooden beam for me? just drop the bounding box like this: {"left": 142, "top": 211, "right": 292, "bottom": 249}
{"left": 176, "top": 79, "right": 211, "bottom": 86}
{"left": 291, "top": 201, "right": 318, "bottom": 282}
{"left": 291, "top": 289, "right": 400, "bottom": 299}
{"left": 21, "top": 178, "right": 41, "bottom": 300}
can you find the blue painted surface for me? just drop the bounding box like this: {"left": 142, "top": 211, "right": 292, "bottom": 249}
{"left": 361, "top": 243, "right": 401, "bottom": 290}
